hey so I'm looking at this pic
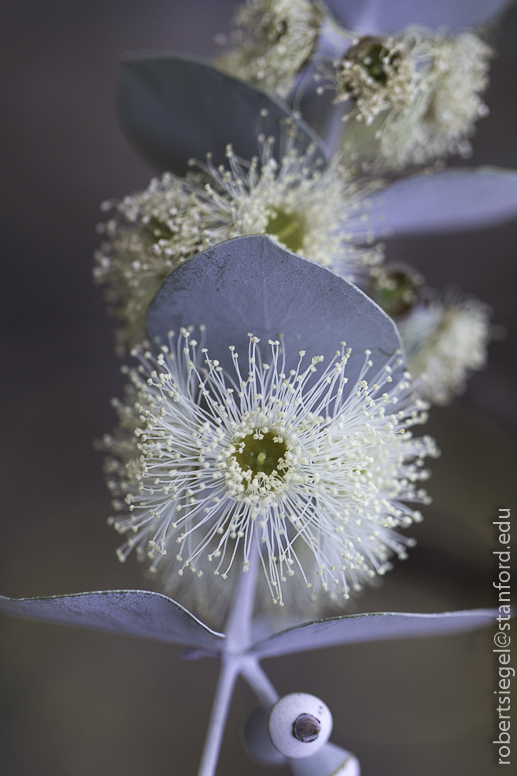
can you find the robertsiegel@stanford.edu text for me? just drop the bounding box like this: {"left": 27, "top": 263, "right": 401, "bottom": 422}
{"left": 493, "top": 508, "right": 512, "bottom": 766}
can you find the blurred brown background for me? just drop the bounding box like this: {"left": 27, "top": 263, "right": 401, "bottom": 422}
{"left": 0, "top": 1, "right": 516, "bottom": 774}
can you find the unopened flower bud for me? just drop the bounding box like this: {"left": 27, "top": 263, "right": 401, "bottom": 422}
{"left": 268, "top": 693, "right": 332, "bottom": 758}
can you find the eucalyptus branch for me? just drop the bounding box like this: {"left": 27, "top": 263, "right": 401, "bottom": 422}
{"left": 196, "top": 538, "right": 262, "bottom": 776}
{"left": 240, "top": 657, "right": 279, "bottom": 709}
{"left": 224, "top": 540, "right": 260, "bottom": 653}
{"left": 196, "top": 656, "right": 240, "bottom": 776}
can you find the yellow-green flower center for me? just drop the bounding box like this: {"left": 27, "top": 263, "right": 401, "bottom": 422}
{"left": 147, "top": 216, "right": 174, "bottom": 242}
{"left": 373, "top": 265, "right": 424, "bottom": 319}
{"left": 233, "top": 430, "right": 288, "bottom": 477}
{"left": 266, "top": 209, "right": 306, "bottom": 253}
{"left": 345, "top": 36, "right": 401, "bottom": 87}
{"left": 360, "top": 41, "right": 391, "bottom": 84}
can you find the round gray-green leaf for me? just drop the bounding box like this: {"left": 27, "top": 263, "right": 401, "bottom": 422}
{"left": 146, "top": 235, "right": 402, "bottom": 386}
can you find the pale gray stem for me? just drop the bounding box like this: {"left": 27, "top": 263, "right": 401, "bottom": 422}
{"left": 196, "top": 656, "right": 239, "bottom": 776}
{"left": 224, "top": 539, "right": 260, "bottom": 653}
{"left": 196, "top": 539, "right": 261, "bottom": 776}
{"left": 240, "top": 657, "right": 280, "bottom": 709}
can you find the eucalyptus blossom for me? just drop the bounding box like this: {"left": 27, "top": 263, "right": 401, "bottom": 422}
{"left": 318, "top": 0, "right": 509, "bottom": 170}
{"left": 398, "top": 292, "right": 492, "bottom": 405}
{"left": 102, "top": 329, "right": 437, "bottom": 616}
{"left": 216, "top": 0, "right": 326, "bottom": 99}
{"left": 363, "top": 262, "right": 492, "bottom": 406}
{"left": 335, "top": 27, "right": 492, "bottom": 169}
{"left": 94, "top": 137, "right": 382, "bottom": 350}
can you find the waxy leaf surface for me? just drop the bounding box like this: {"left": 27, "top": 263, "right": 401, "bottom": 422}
{"left": 146, "top": 235, "right": 403, "bottom": 386}
{"left": 369, "top": 167, "right": 517, "bottom": 236}
{"left": 325, "top": 0, "right": 510, "bottom": 34}
{"left": 250, "top": 609, "right": 496, "bottom": 658}
{"left": 117, "top": 52, "right": 327, "bottom": 175}
{"left": 0, "top": 590, "right": 224, "bottom": 648}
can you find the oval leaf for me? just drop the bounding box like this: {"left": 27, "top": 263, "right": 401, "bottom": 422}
{"left": 117, "top": 52, "right": 328, "bottom": 175}
{"left": 368, "top": 167, "right": 517, "bottom": 237}
{"left": 0, "top": 590, "right": 224, "bottom": 648}
{"left": 250, "top": 609, "right": 496, "bottom": 658}
{"left": 324, "top": 0, "right": 510, "bottom": 34}
{"left": 146, "top": 235, "right": 403, "bottom": 385}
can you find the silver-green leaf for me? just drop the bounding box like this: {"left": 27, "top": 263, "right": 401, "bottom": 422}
{"left": 0, "top": 590, "right": 225, "bottom": 648}
{"left": 117, "top": 52, "right": 328, "bottom": 175}
{"left": 369, "top": 167, "right": 517, "bottom": 237}
{"left": 146, "top": 235, "right": 402, "bottom": 386}
{"left": 250, "top": 609, "right": 496, "bottom": 658}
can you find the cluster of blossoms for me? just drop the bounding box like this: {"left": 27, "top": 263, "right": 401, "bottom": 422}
{"left": 93, "top": 0, "right": 513, "bottom": 625}
{"left": 101, "top": 329, "right": 438, "bottom": 613}
{"left": 3, "top": 5, "right": 515, "bottom": 776}
{"left": 398, "top": 294, "right": 492, "bottom": 405}
{"left": 94, "top": 135, "right": 382, "bottom": 350}
{"left": 337, "top": 28, "right": 492, "bottom": 168}
{"left": 218, "top": 2, "right": 492, "bottom": 169}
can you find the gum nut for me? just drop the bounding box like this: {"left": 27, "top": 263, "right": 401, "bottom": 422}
{"left": 243, "top": 707, "right": 286, "bottom": 766}
{"left": 268, "top": 693, "right": 333, "bottom": 758}
{"left": 288, "top": 742, "right": 361, "bottom": 776}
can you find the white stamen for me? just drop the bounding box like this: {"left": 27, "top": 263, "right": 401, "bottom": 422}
{"left": 216, "top": 0, "right": 324, "bottom": 99}
{"left": 399, "top": 293, "right": 492, "bottom": 405}
{"left": 335, "top": 27, "right": 492, "bottom": 169}
{"left": 94, "top": 135, "right": 382, "bottom": 350}
{"left": 102, "top": 329, "right": 438, "bottom": 609}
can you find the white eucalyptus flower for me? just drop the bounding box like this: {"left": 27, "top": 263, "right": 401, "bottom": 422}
{"left": 398, "top": 294, "right": 492, "bottom": 405}
{"left": 333, "top": 33, "right": 418, "bottom": 125}
{"left": 94, "top": 138, "right": 382, "bottom": 350}
{"left": 216, "top": 0, "right": 325, "bottom": 99}
{"left": 102, "top": 328, "right": 437, "bottom": 613}
{"left": 337, "top": 28, "right": 492, "bottom": 169}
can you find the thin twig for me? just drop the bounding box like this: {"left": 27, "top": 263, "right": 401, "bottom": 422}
{"left": 196, "top": 539, "right": 261, "bottom": 775}
{"left": 196, "top": 656, "right": 239, "bottom": 776}
{"left": 240, "top": 657, "right": 279, "bottom": 709}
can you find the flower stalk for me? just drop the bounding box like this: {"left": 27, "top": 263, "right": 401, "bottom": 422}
{"left": 224, "top": 540, "right": 260, "bottom": 653}
{"left": 196, "top": 656, "right": 240, "bottom": 776}
{"left": 197, "top": 536, "right": 280, "bottom": 775}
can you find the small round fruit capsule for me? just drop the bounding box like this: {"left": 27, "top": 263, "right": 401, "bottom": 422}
{"left": 243, "top": 707, "right": 286, "bottom": 765}
{"left": 268, "top": 693, "right": 333, "bottom": 758}
{"left": 289, "top": 742, "right": 361, "bottom": 776}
